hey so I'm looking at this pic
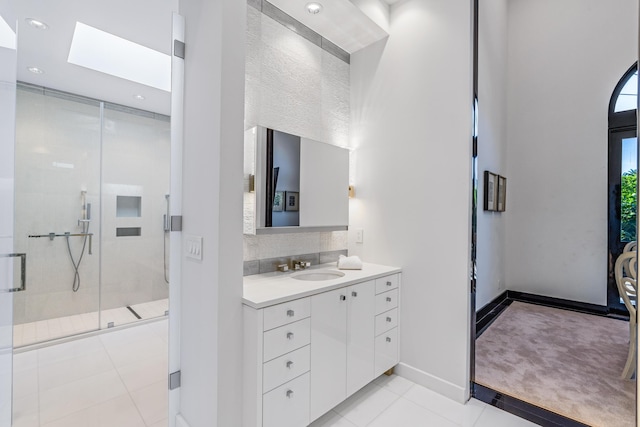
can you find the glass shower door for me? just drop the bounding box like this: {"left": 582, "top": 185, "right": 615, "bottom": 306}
{"left": 100, "top": 104, "right": 171, "bottom": 326}
{"left": 0, "top": 4, "right": 17, "bottom": 425}
{"left": 13, "top": 87, "right": 102, "bottom": 346}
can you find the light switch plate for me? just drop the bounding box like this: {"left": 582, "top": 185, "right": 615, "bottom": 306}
{"left": 185, "top": 235, "right": 203, "bottom": 260}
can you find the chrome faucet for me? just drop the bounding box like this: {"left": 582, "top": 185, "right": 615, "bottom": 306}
{"left": 293, "top": 260, "right": 311, "bottom": 270}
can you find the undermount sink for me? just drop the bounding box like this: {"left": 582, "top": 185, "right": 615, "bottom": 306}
{"left": 292, "top": 270, "right": 345, "bottom": 281}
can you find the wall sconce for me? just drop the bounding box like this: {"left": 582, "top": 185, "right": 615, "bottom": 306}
{"left": 249, "top": 174, "right": 255, "bottom": 193}
{"left": 348, "top": 185, "right": 355, "bottom": 198}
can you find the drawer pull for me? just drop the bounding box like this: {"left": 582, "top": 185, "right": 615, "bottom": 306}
{"left": 286, "top": 389, "right": 294, "bottom": 398}
{"left": 386, "top": 281, "right": 392, "bottom": 287}
{"left": 286, "top": 332, "right": 294, "bottom": 340}
{"left": 286, "top": 360, "right": 294, "bottom": 369}
{"left": 386, "top": 337, "right": 392, "bottom": 343}
{"left": 286, "top": 309, "right": 295, "bottom": 317}
{"left": 352, "top": 291, "right": 358, "bottom": 297}
{"left": 386, "top": 316, "right": 392, "bottom": 323}
{"left": 386, "top": 297, "right": 392, "bottom": 302}
{"left": 340, "top": 295, "right": 346, "bottom": 301}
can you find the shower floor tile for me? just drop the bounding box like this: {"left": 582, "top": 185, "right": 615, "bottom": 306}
{"left": 13, "top": 299, "right": 169, "bottom": 347}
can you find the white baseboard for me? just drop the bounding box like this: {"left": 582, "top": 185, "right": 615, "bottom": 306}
{"left": 176, "top": 414, "right": 190, "bottom": 427}
{"left": 395, "top": 362, "right": 469, "bottom": 404}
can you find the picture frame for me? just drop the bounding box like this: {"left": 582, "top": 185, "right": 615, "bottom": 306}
{"left": 497, "top": 175, "right": 507, "bottom": 212}
{"left": 484, "top": 171, "right": 498, "bottom": 211}
{"left": 285, "top": 191, "right": 299, "bottom": 212}
{"left": 272, "top": 191, "right": 284, "bottom": 212}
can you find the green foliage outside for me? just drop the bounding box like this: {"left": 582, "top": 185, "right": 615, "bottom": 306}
{"left": 621, "top": 169, "right": 637, "bottom": 242}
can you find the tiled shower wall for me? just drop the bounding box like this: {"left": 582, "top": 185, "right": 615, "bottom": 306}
{"left": 14, "top": 86, "right": 170, "bottom": 324}
{"left": 243, "top": 3, "right": 350, "bottom": 266}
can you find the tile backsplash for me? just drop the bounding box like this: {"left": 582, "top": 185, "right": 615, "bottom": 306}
{"left": 243, "top": 231, "right": 349, "bottom": 275}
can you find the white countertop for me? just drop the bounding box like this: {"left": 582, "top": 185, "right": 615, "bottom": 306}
{"left": 243, "top": 262, "right": 401, "bottom": 309}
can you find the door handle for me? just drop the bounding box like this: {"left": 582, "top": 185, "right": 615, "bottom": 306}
{"left": 0, "top": 253, "right": 26, "bottom": 292}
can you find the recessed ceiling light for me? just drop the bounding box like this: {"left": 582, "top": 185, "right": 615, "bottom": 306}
{"left": 27, "top": 66, "right": 44, "bottom": 74}
{"left": 306, "top": 2, "right": 323, "bottom": 14}
{"left": 133, "top": 94, "right": 145, "bottom": 100}
{"left": 26, "top": 18, "right": 48, "bottom": 30}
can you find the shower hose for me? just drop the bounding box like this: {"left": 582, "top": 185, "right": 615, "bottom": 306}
{"left": 66, "top": 221, "right": 90, "bottom": 292}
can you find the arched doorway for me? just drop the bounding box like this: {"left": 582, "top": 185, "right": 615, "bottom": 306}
{"left": 608, "top": 62, "right": 638, "bottom": 313}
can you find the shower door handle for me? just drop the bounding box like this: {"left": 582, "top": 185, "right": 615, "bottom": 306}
{"left": 0, "top": 253, "right": 26, "bottom": 292}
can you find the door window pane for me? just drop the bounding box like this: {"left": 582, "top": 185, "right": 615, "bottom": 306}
{"left": 620, "top": 137, "right": 637, "bottom": 242}
{"left": 614, "top": 71, "right": 638, "bottom": 112}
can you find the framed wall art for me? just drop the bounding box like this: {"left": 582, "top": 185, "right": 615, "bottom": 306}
{"left": 273, "top": 191, "right": 284, "bottom": 212}
{"left": 484, "top": 171, "right": 498, "bottom": 211}
{"left": 497, "top": 175, "right": 507, "bottom": 212}
{"left": 285, "top": 191, "right": 299, "bottom": 211}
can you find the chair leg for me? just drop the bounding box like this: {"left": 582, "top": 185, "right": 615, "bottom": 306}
{"left": 622, "top": 322, "right": 636, "bottom": 379}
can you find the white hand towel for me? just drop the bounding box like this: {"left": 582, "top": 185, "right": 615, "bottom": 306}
{"left": 337, "top": 255, "right": 363, "bottom": 270}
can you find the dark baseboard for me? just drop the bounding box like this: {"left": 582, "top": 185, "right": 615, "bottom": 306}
{"left": 506, "top": 291, "right": 613, "bottom": 317}
{"left": 475, "top": 291, "right": 511, "bottom": 337}
{"left": 473, "top": 384, "right": 591, "bottom": 427}
{"left": 475, "top": 291, "right": 626, "bottom": 339}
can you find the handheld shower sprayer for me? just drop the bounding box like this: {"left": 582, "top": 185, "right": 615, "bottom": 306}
{"left": 67, "top": 189, "right": 93, "bottom": 292}
{"left": 79, "top": 190, "right": 91, "bottom": 225}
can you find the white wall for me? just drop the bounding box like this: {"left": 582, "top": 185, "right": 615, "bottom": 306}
{"left": 475, "top": 0, "right": 508, "bottom": 310}
{"left": 243, "top": 5, "right": 349, "bottom": 262}
{"left": 349, "top": 0, "right": 472, "bottom": 402}
{"left": 178, "top": 0, "right": 245, "bottom": 425}
{"left": 504, "top": 0, "right": 637, "bottom": 305}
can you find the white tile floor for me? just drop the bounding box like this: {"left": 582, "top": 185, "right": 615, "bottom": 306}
{"left": 13, "top": 317, "right": 537, "bottom": 427}
{"left": 14, "top": 299, "right": 169, "bottom": 347}
{"left": 12, "top": 318, "right": 168, "bottom": 427}
{"left": 310, "top": 375, "right": 540, "bottom": 427}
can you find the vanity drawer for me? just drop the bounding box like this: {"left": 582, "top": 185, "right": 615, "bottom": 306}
{"left": 263, "top": 345, "right": 311, "bottom": 393}
{"left": 263, "top": 372, "right": 310, "bottom": 427}
{"left": 263, "top": 318, "right": 311, "bottom": 362}
{"left": 375, "top": 289, "right": 398, "bottom": 315}
{"left": 375, "top": 274, "right": 399, "bottom": 294}
{"left": 375, "top": 308, "right": 398, "bottom": 336}
{"left": 263, "top": 297, "right": 311, "bottom": 331}
{"left": 375, "top": 328, "right": 398, "bottom": 377}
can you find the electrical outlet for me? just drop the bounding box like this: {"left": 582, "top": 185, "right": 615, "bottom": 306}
{"left": 355, "top": 229, "right": 364, "bottom": 244}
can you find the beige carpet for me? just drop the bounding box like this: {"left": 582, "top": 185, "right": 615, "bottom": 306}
{"left": 475, "top": 301, "right": 635, "bottom": 427}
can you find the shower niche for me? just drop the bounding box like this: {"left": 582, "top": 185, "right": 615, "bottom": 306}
{"left": 116, "top": 195, "right": 143, "bottom": 237}
{"left": 12, "top": 84, "right": 171, "bottom": 347}
{"left": 116, "top": 196, "right": 142, "bottom": 217}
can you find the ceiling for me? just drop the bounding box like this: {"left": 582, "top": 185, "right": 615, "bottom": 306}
{"left": 16, "top": 0, "right": 176, "bottom": 115}
{"left": 268, "top": 0, "right": 388, "bottom": 53}
{"left": 13, "top": 0, "right": 391, "bottom": 116}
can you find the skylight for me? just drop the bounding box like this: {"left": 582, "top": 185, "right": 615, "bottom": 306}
{"left": 0, "top": 16, "right": 16, "bottom": 50}
{"left": 68, "top": 22, "right": 170, "bottom": 92}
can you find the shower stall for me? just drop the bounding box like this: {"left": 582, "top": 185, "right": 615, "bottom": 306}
{"left": 12, "top": 83, "right": 171, "bottom": 347}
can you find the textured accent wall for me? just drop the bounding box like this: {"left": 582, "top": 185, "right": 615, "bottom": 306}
{"left": 243, "top": 5, "right": 350, "bottom": 262}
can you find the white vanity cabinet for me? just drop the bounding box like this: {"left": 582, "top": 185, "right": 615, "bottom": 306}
{"left": 374, "top": 275, "right": 400, "bottom": 377}
{"left": 309, "top": 280, "right": 375, "bottom": 421}
{"left": 243, "top": 267, "right": 401, "bottom": 427}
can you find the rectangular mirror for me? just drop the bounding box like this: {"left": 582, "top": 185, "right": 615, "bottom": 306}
{"left": 244, "top": 126, "right": 349, "bottom": 234}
